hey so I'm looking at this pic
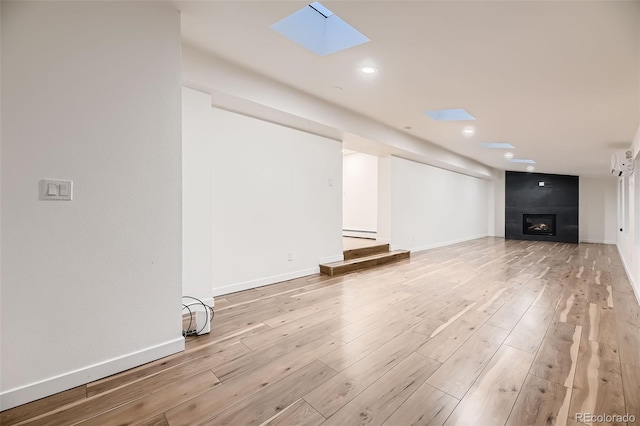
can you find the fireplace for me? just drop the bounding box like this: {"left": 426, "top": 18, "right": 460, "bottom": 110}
{"left": 523, "top": 214, "right": 556, "bottom": 236}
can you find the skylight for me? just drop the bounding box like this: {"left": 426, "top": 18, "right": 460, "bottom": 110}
{"left": 424, "top": 108, "right": 475, "bottom": 121}
{"left": 270, "top": 2, "right": 370, "bottom": 56}
{"left": 509, "top": 158, "right": 536, "bottom": 164}
{"left": 309, "top": 2, "right": 333, "bottom": 18}
{"left": 480, "top": 143, "right": 515, "bottom": 149}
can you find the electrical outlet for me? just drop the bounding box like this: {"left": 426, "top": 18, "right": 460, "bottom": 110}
{"left": 288, "top": 252, "right": 293, "bottom": 261}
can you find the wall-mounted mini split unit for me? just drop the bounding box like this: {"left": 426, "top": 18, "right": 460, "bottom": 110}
{"left": 611, "top": 150, "right": 634, "bottom": 177}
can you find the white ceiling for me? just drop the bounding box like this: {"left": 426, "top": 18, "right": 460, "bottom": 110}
{"left": 177, "top": 1, "right": 640, "bottom": 177}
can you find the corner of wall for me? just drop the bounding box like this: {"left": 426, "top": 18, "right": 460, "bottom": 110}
{"left": 1, "top": 2, "right": 184, "bottom": 409}
{"left": 493, "top": 170, "right": 506, "bottom": 238}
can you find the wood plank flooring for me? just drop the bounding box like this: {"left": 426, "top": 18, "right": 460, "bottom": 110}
{"left": 3, "top": 238, "right": 640, "bottom": 425}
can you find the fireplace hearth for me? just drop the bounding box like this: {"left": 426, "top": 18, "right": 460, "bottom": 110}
{"left": 523, "top": 214, "right": 556, "bottom": 236}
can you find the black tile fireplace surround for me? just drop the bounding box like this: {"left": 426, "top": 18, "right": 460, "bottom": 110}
{"left": 505, "top": 171, "right": 578, "bottom": 244}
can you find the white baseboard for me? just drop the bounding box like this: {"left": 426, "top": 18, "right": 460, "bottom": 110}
{"left": 0, "top": 337, "right": 185, "bottom": 411}
{"left": 213, "top": 267, "right": 320, "bottom": 296}
{"left": 580, "top": 239, "right": 616, "bottom": 245}
{"left": 343, "top": 230, "right": 377, "bottom": 239}
{"left": 394, "top": 234, "right": 488, "bottom": 253}
{"left": 616, "top": 244, "right": 640, "bottom": 307}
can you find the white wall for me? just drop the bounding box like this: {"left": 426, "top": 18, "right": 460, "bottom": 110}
{"left": 343, "top": 152, "right": 378, "bottom": 237}
{"left": 616, "top": 127, "right": 640, "bottom": 303}
{"left": 0, "top": 2, "right": 4, "bottom": 402}
{"left": 0, "top": 2, "right": 4, "bottom": 404}
{"left": 183, "top": 88, "right": 343, "bottom": 297}
{"left": 1, "top": 2, "right": 183, "bottom": 409}
{"left": 183, "top": 88, "right": 214, "bottom": 306}
{"left": 579, "top": 177, "right": 617, "bottom": 244}
{"left": 615, "top": 11, "right": 640, "bottom": 303}
{"left": 390, "top": 156, "right": 490, "bottom": 251}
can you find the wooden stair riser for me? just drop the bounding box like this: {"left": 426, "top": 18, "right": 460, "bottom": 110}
{"left": 343, "top": 244, "right": 390, "bottom": 260}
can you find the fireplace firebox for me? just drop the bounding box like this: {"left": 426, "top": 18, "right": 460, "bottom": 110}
{"left": 523, "top": 214, "right": 556, "bottom": 236}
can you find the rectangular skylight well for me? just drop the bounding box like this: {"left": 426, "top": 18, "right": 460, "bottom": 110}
{"left": 509, "top": 158, "right": 536, "bottom": 164}
{"left": 424, "top": 108, "right": 475, "bottom": 121}
{"left": 309, "top": 1, "right": 334, "bottom": 18}
{"left": 270, "top": 2, "right": 369, "bottom": 56}
{"left": 479, "top": 143, "right": 515, "bottom": 149}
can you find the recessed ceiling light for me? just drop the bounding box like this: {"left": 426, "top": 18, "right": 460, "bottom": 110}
{"left": 425, "top": 108, "right": 475, "bottom": 121}
{"left": 504, "top": 152, "right": 514, "bottom": 159}
{"left": 527, "top": 165, "right": 535, "bottom": 172}
{"left": 462, "top": 126, "right": 475, "bottom": 137}
{"left": 480, "top": 143, "right": 515, "bottom": 149}
{"left": 360, "top": 66, "right": 377, "bottom": 74}
{"left": 509, "top": 158, "right": 536, "bottom": 164}
{"left": 334, "top": 86, "right": 343, "bottom": 91}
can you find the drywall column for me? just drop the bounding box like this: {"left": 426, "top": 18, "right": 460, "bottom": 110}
{"left": 493, "top": 171, "right": 506, "bottom": 237}
{"left": 1, "top": 2, "right": 183, "bottom": 409}
{"left": 182, "top": 88, "right": 214, "bottom": 306}
{"left": 377, "top": 156, "right": 392, "bottom": 245}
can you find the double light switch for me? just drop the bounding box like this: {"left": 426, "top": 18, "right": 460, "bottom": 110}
{"left": 40, "top": 179, "right": 73, "bottom": 201}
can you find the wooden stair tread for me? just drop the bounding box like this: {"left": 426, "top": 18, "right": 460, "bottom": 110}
{"left": 323, "top": 250, "right": 410, "bottom": 267}
{"left": 319, "top": 250, "right": 410, "bottom": 276}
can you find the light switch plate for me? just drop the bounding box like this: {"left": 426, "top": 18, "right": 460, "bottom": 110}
{"left": 59, "top": 182, "right": 70, "bottom": 196}
{"left": 40, "top": 179, "right": 73, "bottom": 201}
{"left": 47, "top": 183, "right": 58, "bottom": 196}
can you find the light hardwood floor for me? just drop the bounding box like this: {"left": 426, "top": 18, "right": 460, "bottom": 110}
{"left": 3, "top": 238, "right": 640, "bottom": 425}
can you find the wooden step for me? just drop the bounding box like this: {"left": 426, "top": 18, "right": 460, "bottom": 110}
{"left": 343, "top": 243, "right": 390, "bottom": 260}
{"left": 319, "top": 250, "right": 410, "bottom": 276}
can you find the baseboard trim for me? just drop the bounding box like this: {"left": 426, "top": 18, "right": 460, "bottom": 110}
{"left": 397, "top": 234, "right": 489, "bottom": 253}
{"left": 580, "top": 239, "right": 616, "bottom": 245}
{"left": 616, "top": 244, "right": 640, "bottom": 307}
{"left": 0, "top": 337, "right": 185, "bottom": 411}
{"left": 343, "top": 230, "right": 377, "bottom": 239}
{"left": 213, "top": 267, "right": 320, "bottom": 296}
